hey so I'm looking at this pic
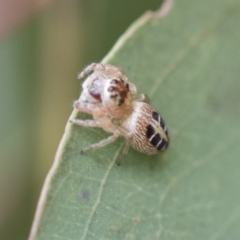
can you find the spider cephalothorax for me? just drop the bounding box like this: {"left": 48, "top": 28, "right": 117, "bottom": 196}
{"left": 78, "top": 63, "right": 137, "bottom": 105}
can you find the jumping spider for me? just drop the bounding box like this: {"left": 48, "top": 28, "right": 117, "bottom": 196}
{"left": 70, "top": 63, "right": 169, "bottom": 165}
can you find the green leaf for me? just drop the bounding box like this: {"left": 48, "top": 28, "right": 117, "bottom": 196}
{"left": 29, "top": 0, "right": 240, "bottom": 239}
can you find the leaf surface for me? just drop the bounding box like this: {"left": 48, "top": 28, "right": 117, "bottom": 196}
{"left": 30, "top": 0, "right": 240, "bottom": 239}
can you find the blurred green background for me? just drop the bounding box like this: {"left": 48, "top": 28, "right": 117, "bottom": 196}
{"left": 0, "top": 0, "right": 162, "bottom": 239}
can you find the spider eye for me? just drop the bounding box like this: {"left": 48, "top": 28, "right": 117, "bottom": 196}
{"left": 89, "top": 89, "right": 101, "bottom": 101}
{"left": 111, "top": 79, "right": 118, "bottom": 84}
{"left": 108, "top": 86, "right": 115, "bottom": 92}
{"left": 89, "top": 80, "right": 102, "bottom": 101}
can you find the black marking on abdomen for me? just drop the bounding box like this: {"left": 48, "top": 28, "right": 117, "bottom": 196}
{"left": 160, "top": 118, "right": 165, "bottom": 128}
{"left": 152, "top": 111, "right": 168, "bottom": 137}
{"left": 157, "top": 139, "right": 168, "bottom": 151}
{"left": 146, "top": 124, "right": 155, "bottom": 138}
{"left": 152, "top": 111, "right": 160, "bottom": 122}
{"left": 165, "top": 129, "right": 168, "bottom": 136}
{"left": 150, "top": 133, "right": 161, "bottom": 147}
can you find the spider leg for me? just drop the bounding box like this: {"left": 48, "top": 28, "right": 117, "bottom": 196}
{"left": 132, "top": 93, "right": 150, "bottom": 103}
{"left": 73, "top": 101, "right": 106, "bottom": 117}
{"left": 115, "top": 137, "right": 132, "bottom": 165}
{"left": 115, "top": 127, "right": 133, "bottom": 165}
{"left": 80, "top": 131, "right": 119, "bottom": 153}
{"left": 78, "top": 63, "right": 105, "bottom": 79}
{"left": 69, "top": 119, "right": 111, "bottom": 128}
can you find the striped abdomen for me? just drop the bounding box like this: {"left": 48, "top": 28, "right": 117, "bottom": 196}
{"left": 122, "top": 102, "right": 169, "bottom": 155}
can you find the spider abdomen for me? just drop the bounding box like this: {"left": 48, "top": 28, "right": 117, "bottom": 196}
{"left": 121, "top": 102, "right": 169, "bottom": 155}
